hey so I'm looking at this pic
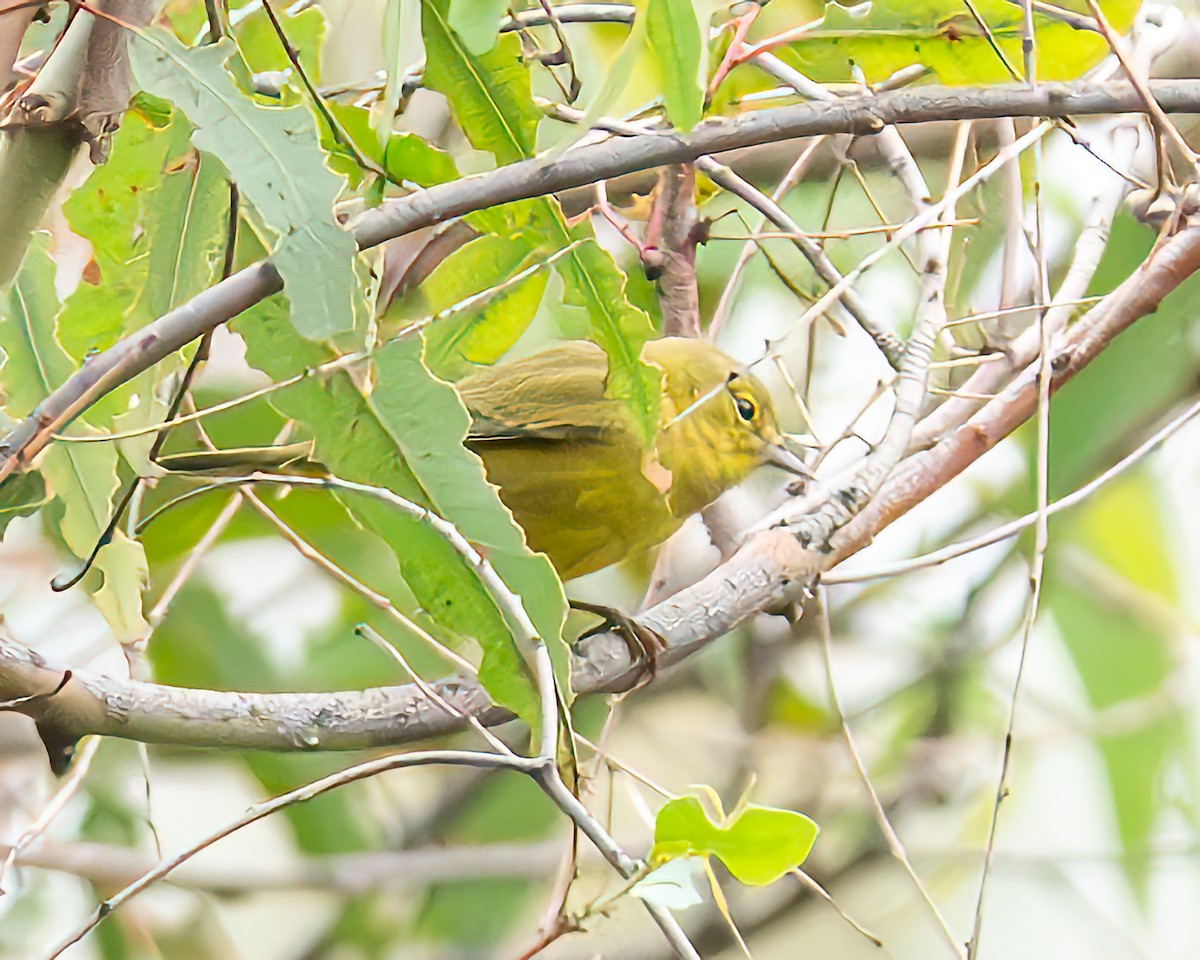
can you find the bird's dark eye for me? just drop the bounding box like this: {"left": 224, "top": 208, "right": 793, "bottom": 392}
{"left": 734, "top": 395, "right": 756, "bottom": 421}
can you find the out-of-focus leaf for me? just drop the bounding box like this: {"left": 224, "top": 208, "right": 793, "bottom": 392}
{"left": 397, "top": 233, "right": 549, "bottom": 379}
{"left": 646, "top": 0, "right": 704, "bottom": 130}
{"left": 0, "top": 238, "right": 147, "bottom": 640}
{"left": 233, "top": 1, "right": 325, "bottom": 80}
{"left": 775, "top": 0, "right": 1139, "bottom": 85}
{"left": 421, "top": 0, "right": 660, "bottom": 444}
{"left": 651, "top": 795, "right": 819, "bottom": 885}
{"left": 150, "top": 580, "right": 378, "bottom": 852}
{"left": 630, "top": 858, "right": 708, "bottom": 909}
{"left": 1044, "top": 214, "right": 1200, "bottom": 498}
{"left": 130, "top": 31, "right": 357, "bottom": 340}
{"left": 0, "top": 470, "right": 47, "bottom": 537}
{"left": 1045, "top": 472, "right": 1182, "bottom": 898}
{"left": 448, "top": 0, "right": 508, "bottom": 55}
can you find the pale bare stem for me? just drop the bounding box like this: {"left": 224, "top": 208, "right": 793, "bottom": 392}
{"left": 808, "top": 377, "right": 895, "bottom": 472}
{"left": 814, "top": 593, "right": 963, "bottom": 958}
{"left": 775, "top": 122, "right": 1051, "bottom": 357}
{"left": 709, "top": 136, "right": 826, "bottom": 336}
{"left": 697, "top": 156, "right": 904, "bottom": 367}
{"left": 780, "top": 122, "right": 972, "bottom": 548}
{"left": 1021, "top": 0, "right": 1037, "bottom": 88}
{"left": 45, "top": 750, "right": 536, "bottom": 958}
{"left": 243, "top": 490, "right": 477, "bottom": 674}
{"left": 789, "top": 869, "right": 883, "bottom": 948}
{"left": 833, "top": 394, "right": 1200, "bottom": 583}
{"left": 965, "top": 137, "right": 1056, "bottom": 960}
{"left": 533, "top": 768, "right": 702, "bottom": 960}
{"left": 997, "top": 121, "right": 1027, "bottom": 316}
{"left": 0, "top": 736, "right": 100, "bottom": 893}
{"left": 1083, "top": 0, "right": 1198, "bottom": 174}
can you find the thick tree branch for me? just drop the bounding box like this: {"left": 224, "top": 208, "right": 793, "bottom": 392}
{"left": 5, "top": 80, "right": 1200, "bottom": 477}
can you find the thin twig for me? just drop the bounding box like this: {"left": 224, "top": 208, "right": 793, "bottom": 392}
{"left": 815, "top": 593, "right": 962, "bottom": 958}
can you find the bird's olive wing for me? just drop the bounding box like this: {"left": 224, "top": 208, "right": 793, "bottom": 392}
{"left": 456, "top": 342, "right": 636, "bottom": 444}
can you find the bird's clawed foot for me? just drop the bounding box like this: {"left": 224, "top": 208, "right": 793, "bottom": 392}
{"left": 569, "top": 600, "right": 666, "bottom": 686}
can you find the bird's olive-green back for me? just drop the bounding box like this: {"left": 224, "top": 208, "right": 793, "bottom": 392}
{"left": 457, "top": 338, "right": 785, "bottom": 580}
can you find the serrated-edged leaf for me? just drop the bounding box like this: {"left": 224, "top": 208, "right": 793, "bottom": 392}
{"left": 130, "top": 31, "right": 357, "bottom": 340}
{"left": 422, "top": 0, "right": 540, "bottom": 165}
{"left": 555, "top": 236, "right": 659, "bottom": 446}
{"left": 370, "top": 337, "right": 568, "bottom": 693}
{"left": 651, "top": 795, "right": 819, "bottom": 886}
{"left": 646, "top": 0, "right": 704, "bottom": 130}
{"left": 233, "top": 272, "right": 542, "bottom": 721}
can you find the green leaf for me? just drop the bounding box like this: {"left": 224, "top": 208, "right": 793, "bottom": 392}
{"left": 398, "top": 233, "right": 549, "bottom": 379}
{"left": 323, "top": 102, "right": 460, "bottom": 188}
{"left": 448, "top": 0, "right": 509, "bottom": 55}
{"left": 233, "top": 2, "right": 326, "bottom": 81}
{"left": 775, "top": 0, "right": 1140, "bottom": 85}
{"left": 58, "top": 97, "right": 227, "bottom": 387}
{"left": 646, "top": 0, "right": 705, "bottom": 130}
{"left": 232, "top": 230, "right": 548, "bottom": 721}
{"left": 651, "top": 795, "right": 819, "bottom": 886}
{"left": 422, "top": 0, "right": 540, "bottom": 165}
{"left": 0, "top": 470, "right": 47, "bottom": 537}
{"left": 129, "top": 30, "right": 358, "bottom": 340}
{"left": 370, "top": 336, "right": 568, "bottom": 695}
{"left": 0, "top": 237, "right": 147, "bottom": 640}
{"left": 1045, "top": 472, "right": 1182, "bottom": 899}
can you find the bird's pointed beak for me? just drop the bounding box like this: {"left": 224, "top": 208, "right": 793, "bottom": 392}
{"left": 763, "top": 434, "right": 814, "bottom": 479}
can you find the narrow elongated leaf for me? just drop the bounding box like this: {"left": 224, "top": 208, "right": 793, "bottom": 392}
{"left": 421, "top": 0, "right": 540, "bottom": 165}
{"left": 233, "top": 220, "right": 553, "bottom": 719}
{"left": 370, "top": 338, "right": 567, "bottom": 693}
{"left": 779, "top": 0, "right": 1140, "bottom": 85}
{"left": 130, "top": 31, "right": 357, "bottom": 340}
{"left": 646, "top": 0, "right": 704, "bottom": 130}
{"left": 0, "top": 238, "right": 148, "bottom": 640}
{"left": 421, "top": 5, "right": 660, "bottom": 442}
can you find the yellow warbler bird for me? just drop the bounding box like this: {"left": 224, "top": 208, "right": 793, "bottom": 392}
{"left": 457, "top": 337, "right": 807, "bottom": 581}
